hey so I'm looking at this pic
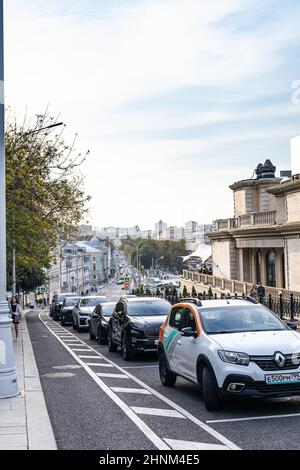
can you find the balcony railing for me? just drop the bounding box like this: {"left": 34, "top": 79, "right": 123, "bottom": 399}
{"left": 213, "top": 210, "right": 276, "bottom": 231}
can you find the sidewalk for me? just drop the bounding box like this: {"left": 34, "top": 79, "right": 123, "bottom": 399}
{"left": 0, "top": 310, "right": 57, "bottom": 450}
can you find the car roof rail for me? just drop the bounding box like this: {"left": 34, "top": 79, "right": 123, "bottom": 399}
{"left": 179, "top": 297, "right": 202, "bottom": 307}
{"left": 227, "top": 295, "right": 258, "bottom": 304}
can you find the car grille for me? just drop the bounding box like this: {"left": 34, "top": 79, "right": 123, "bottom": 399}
{"left": 250, "top": 354, "right": 300, "bottom": 371}
{"left": 246, "top": 381, "right": 300, "bottom": 394}
{"left": 144, "top": 328, "right": 160, "bottom": 338}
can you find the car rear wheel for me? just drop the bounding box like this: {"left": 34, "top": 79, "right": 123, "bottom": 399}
{"left": 121, "top": 334, "right": 133, "bottom": 361}
{"left": 98, "top": 326, "right": 106, "bottom": 345}
{"left": 108, "top": 329, "right": 117, "bottom": 352}
{"left": 202, "top": 366, "right": 222, "bottom": 411}
{"left": 61, "top": 317, "right": 65, "bottom": 326}
{"left": 89, "top": 325, "right": 96, "bottom": 340}
{"left": 72, "top": 318, "right": 77, "bottom": 330}
{"left": 159, "top": 353, "right": 177, "bottom": 386}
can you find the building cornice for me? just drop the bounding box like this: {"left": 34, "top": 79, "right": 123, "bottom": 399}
{"left": 208, "top": 222, "right": 300, "bottom": 240}
{"left": 266, "top": 178, "right": 300, "bottom": 196}
{"left": 229, "top": 177, "right": 281, "bottom": 191}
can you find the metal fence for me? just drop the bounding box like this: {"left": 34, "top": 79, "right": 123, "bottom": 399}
{"left": 159, "top": 291, "right": 300, "bottom": 321}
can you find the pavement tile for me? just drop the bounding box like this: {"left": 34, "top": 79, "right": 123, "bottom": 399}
{"left": 24, "top": 377, "right": 42, "bottom": 392}
{"left": 0, "top": 426, "right": 27, "bottom": 435}
{"left": 0, "top": 434, "right": 28, "bottom": 450}
{"left": 0, "top": 409, "right": 26, "bottom": 427}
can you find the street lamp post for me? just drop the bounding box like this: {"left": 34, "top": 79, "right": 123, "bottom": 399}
{"left": 0, "top": 0, "right": 18, "bottom": 398}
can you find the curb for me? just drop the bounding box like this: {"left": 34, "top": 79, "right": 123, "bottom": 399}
{"left": 23, "top": 311, "right": 57, "bottom": 450}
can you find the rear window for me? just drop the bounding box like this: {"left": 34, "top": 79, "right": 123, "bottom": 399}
{"left": 80, "top": 297, "right": 107, "bottom": 307}
{"left": 101, "top": 304, "right": 115, "bottom": 317}
{"left": 65, "top": 297, "right": 80, "bottom": 306}
{"left": 127, "top": 300, "right": 171, "bottom": 316}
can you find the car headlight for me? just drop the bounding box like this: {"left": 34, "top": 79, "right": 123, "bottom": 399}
{"left": 218, "top": 350, "right": 249, "bottom": 366}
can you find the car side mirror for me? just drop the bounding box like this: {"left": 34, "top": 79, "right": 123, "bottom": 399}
{"left": 287, "top": 321, "right": 298, "bottom": 331}
{"left": 181, "top": 327, "right": 197, "bottom": 338}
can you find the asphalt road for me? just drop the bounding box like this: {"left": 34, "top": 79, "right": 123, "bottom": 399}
{"left": 26, "top": 282, "right": 300, "bottom": 450}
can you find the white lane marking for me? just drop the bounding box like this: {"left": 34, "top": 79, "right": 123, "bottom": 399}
{"left": 96, "top": 373, "right": 129, "bottom": 379}
{"left": 122, "top": 365, "right": 158, "bottom": 369}
{"left": 38, "top": 312, "right": 170, "bottom": 450}
{"left": 40, "top": 313, "right": 239, "bottom": 450}
{"left": 86, "top": 363, "right": 113, "bottom": 368}
{"left": 132, "top": 407, "right": 186, "bottom": 419}
{"left": 206, "top": 413, "right": 300, "bottom": 424}
{"left": 111, "top": 387, "right": 152, "bottom": 395}
{"left": 70, "top": 343, "right": 91, "bottom": 352}
{"left": 164, "top": 439, "right": 228, "bottom": 450}
{"left": 78, "top": 355, "right": 99, "bottom": 359}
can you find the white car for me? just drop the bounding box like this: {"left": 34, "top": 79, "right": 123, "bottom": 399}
{"left": 72, "top": 296, "right": 109, "bottom": 332}
{"left": 158, "top": 297, "right": 300, "bottom": 410}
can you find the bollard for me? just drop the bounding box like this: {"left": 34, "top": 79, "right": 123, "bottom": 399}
{"left": 268, "top": 294, "right": 272, "bottom": 311}
{"left": 0, "top": 300, "right": 18, "bottom": 398}
{"left": 290, "top": 293, "right": 295, "bottom": 321}
{"left": 279, "top": 293, "right": 284, "bottom": 319}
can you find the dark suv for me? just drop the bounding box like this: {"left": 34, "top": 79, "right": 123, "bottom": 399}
{"left": 50, "top": 293, "right": 75, "bottom": 321}
{"left": 60, "top": 296, "right": 81, "bottom": 325}
{"left": 107, "top": 297, "right": 171, "bottom": 360}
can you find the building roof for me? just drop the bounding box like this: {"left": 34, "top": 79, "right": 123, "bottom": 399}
{"left": 182, "top": 244, "right": 212, "bottom": 263}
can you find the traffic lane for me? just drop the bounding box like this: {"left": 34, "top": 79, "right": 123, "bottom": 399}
{"left": 26, "top": 311, "right": 156, "bottom": 450}
{"left": 60, "top": 324, "right": 300, "bottom": 449}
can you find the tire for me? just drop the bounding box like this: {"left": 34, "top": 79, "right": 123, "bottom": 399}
{"left": 98, "top": 326, "right": 106, "bottom": 345}
{"left": 61, "top": 317, "right": 65, "bottom": 326}
{"left": 121, "top": 333, "right": 133, "bottom": 361}
{"left": 108, "top": 328, "right": 117, "bottom": 352}
{"left": 89, "top": 325, "right": 96, "bottom": 340}
{"left": 159, "top": 353, "right": 177, "bottom": 386}
{"left": 202, "top": 366, "right": 222, "bottom": 411}
{"left": 72, "top": 318, "right": 77, "bottom": 330}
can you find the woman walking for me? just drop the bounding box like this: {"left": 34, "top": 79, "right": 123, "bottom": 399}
{"left": 10, "top": 296, "right": 22, "bottom": 341}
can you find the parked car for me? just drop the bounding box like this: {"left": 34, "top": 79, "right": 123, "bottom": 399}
{"left": 60, "top": 296, "right": 81, "bottom": 326}
{"left": 158, "top": 297, "right": 300, "bottom": 411}
{"left": 89, "top": 302, "right": 116, "bottom": 344}
{"left": 108, "top": 297, "right": 171, "bottom": 360}
{"left": 50, "top": 293, "right": 75, "bottom": 321}
{"left": 72, "top": 296, "right": 109, "bottom": 332}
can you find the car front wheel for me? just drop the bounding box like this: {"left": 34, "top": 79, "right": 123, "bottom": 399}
{"left": 108, "top": 328, "right": 117, "bottom": 352}
{"left": 98, "top": 326, "right": 106, "bottom": 345}
{"left": 89, "top": 325, "right": 96, "bottom": 340}
{"left": 159, "top": 353, "right": 177, "bottom": 386}
{"left": 202, "top": 366, "right": 222, "bottom": 411}
{"left": 121, "top": 334, "right": 133, "bottom": 361}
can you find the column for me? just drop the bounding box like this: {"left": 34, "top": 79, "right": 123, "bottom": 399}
{"left": 239, "top": 249, "right": 244, "bottom": 282}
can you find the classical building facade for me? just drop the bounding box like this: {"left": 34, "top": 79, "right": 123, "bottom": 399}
{"left": 208, "top": 159, "right": 300, "bottom": 292}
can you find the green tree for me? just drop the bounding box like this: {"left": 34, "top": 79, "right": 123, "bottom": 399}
{"left": 5, "top": 111, "right": 91, "bottom": 292}
{"left": 192, "top": 285, "right": 197, "bottom": 297}
{"left": 182, "top": 285, "right": 188, "bottom": 297}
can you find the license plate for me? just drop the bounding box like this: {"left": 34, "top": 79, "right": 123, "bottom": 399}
{"left": 265, "top": 372, "right": 300, "bottom": 385}
{"left": 155, "top": 339, "right": 159, "bottom": 345}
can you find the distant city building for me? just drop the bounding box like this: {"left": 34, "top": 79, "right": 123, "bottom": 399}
{"left": 154, "top": 220, "right": 167, "bottom": 239}
{"left": 185, "top": 220, "right": 198, "bottom": 232}
{"left": 47, "top": 237, "right": 110, "bottom": 299}
{"left": 78, "top": 224, "right": 93, "bottom": 235}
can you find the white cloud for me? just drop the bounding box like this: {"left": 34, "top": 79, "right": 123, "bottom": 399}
{"left": 4, "top": 0, "right": 300, "bottom": 228}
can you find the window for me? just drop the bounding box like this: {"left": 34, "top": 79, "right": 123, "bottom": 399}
{"left": 266, "top": 249, "right": 276, "bottom": 287}
{"left": 183, "top": 309, "right": 196, "bottom": 331}
{"left": 169, "top": 307, "right": 184, "bottom": 331}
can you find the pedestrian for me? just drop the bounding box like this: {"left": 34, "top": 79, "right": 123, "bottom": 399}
{"left": 10, "top": 296, "right": 22, "bottom": 341}
{"left": 257, "top": 282, "right": 265, "bottom": 300}
{"left": 249, "top": 284, "right": 258, "bottom": 299}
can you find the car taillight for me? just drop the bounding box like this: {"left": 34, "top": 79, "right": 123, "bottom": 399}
{"left": 159, "top": 317, "right": 168, "bottom": 343}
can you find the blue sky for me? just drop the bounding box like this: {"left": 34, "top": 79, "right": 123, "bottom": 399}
{"left": 4, "top": 0, "right": 300, "bottom": 229}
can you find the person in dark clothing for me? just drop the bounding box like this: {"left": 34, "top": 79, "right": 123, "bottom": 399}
{"left": 10, "top": 296, "right": 22, "bottom": 341}
{"left": 257, "top": 282, "right": 265, "bottom": 299}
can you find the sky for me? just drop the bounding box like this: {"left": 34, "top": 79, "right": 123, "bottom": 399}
{"left": 4, "top": 0, "right": 300, "bottom": 230}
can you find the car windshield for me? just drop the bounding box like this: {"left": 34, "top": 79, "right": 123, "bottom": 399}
{"left": 57, "top": 295, "right": 67, "bottom": 302}
{"left": 199, "top": 305, "right": 287, "bottom": 334}
{"left": 65, "top": 297, "right": 80, "bottom": 306}
{"left": 80, "top": 297, "right": 105, "bottom": 307}
{"left": 101, "top": 304, "right": 115, "bottom": 317}
{"left": 127, "top": 300, "right": 171, "bottom": 316}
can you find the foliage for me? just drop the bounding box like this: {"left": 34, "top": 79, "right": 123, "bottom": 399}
{"left": 182, "top": 285, "right": 188, "bottom": 297}
{"left": 121, "top": 238, "right": 190, "bottom": 272}
{"left": 192, "top": 285, "right": 197, "bottom": 297}
{"left": 5, "top": 111, "right": 91, "bottom": 291}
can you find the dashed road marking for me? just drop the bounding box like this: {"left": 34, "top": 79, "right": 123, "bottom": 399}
{"left": 71, "top": 348, "right": 92, "bottom": 352}
{"left": 206, "top": 413, "right": 300, "bottom": 424}
{"left": 131, "top": 407, "right": 186, "bottom": 419}
{"left": 111, "top": 387, "right": 152, "bottom": 395}
{"left": 39, "top": 312, "right": 240, "bottom": 451}
{"left": 86, "top": 363, "right": 114, "bottom": 367}
{"left": 96, "top": 373, "right": 129, "bottom": 379}
{"left": 164, "top": 439, "right": 228, "bottom": 450}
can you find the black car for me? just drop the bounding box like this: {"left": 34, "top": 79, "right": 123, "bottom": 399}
{"left": 51, "top": 293, "right": 75, "bottom": 321}
{"left": 60, "top": 296, "right": 81, "bottom": 325}
{"left": 107, "top": 297, "right": 171, "bottom": 360}
{"left": 89, "top": 302, "right": 116, "bottom": 344}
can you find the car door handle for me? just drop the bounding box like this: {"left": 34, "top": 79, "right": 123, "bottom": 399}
{"left": 177, "top": 340, "right": 181, "bottom": 345}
